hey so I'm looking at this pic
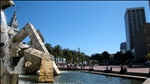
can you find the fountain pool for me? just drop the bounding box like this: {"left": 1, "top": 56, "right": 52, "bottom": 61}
{"left": 19, "top": 71, "right": 144, "bottom": 84}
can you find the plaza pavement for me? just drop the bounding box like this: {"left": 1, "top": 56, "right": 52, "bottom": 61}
{"left": 59, "top": 65, "right": 150, "bottom": 74}
{"left": 89, "top": 65, "right": 150, "bottom": 73}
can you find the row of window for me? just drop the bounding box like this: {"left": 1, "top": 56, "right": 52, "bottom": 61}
{"left": 128, "top": 9, "right": 144, "bottom": 13}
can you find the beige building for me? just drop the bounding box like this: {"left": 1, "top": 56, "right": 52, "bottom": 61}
{"left": 134, "top": 23, "right": 150, "bottom": 62}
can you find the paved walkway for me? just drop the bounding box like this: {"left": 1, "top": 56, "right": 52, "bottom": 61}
{"left": 59, "top": 65, "right": 150, "bottom": 74}
{"left": 91, "top": 65, "right": 149, "bottom": 73}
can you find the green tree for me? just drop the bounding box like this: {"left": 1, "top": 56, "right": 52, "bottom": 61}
{"left": 101, "top": 51, "right": 110, "bottom": 64}
{"left": 70, "top": 50, "right": 76, "bottom": 64}
{"left": 63, "top": 49, "right": 68, "bottom": 64}
{"left": 113, "top": 51, "right": 123, "bottom": 64}
{"left": 90, "top": 53, "right": 103, "bottom": 64}
{"left": 63, "top": 49, "right": 72, "bottom": 64}
{"left": 73, "top": 51, "right": 78, "bottom": 63}
{"left": 45, "top": 43, "right": 53, "bottom": 54}
{"left": 146, "top": 53, "right": 150, "bottom": 61}
{"left": 146, "top": 53, "right": 150, "bottom": 73}
{"left": 90, "top": 60, "right": 98, "bottom": 65}
{"left": 53, "top": 45, "right": 62, "bottom": 64}
{"left": 84, "top": 55, "right": 90, "bottom": 65}
{"left": 124, "top": 51, "right": 134, "bottom": 64}
{"left": 80, "top": 52, "right": 85, "bottom": 64}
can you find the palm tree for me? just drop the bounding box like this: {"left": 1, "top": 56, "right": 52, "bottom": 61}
{"left": 63, "top": 49, "right": 70, "bottom": 64}
{"left": 45, "top": 43, "right": 53, "bottom": 55}
{"left": 65, "top": 49, "right": 72, "bottom": 64}
{"left": 70, "top": 50, "right": 77, "bottom": 64}
{"left": 53, "top": 45, "right": 62, "bottom": 64}
{"left": 84, "top": 55, "right": 90, "bottom": 65}
{"left": 80, "top": 52, "right": 85, "bottom": 64}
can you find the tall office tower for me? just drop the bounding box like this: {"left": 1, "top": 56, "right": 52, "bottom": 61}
{"left": 124, "top": 7, "right": 146, "bottom": 51}
{"left": 149, "top": 0, "right": 150, "bottom": 9}
{"left": 120, "top": 42, "right": 127, "bottom": 54}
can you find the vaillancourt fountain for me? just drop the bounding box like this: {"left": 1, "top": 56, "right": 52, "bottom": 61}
{"left": 0, "top": 0, "right": 61, "bottom": 84}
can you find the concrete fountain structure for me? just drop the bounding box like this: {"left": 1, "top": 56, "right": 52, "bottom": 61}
{"left": 0, "top": 0, "right": 61, "bottom": 83}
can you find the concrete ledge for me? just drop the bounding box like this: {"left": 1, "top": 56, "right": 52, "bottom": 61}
{"left": 59, "top": 68, "right": 149, "bottom": 77}
{"left": 59, "top": 67, "right": 150, "bottom": 84}
{"left": 82, "top": 70, "right": 147, "bottom": 80}
{"left": 59, "top": 68, "right": 148, "bottom": 80}
{"left": 143, "top": 78, "right": 150, "bottom": 84}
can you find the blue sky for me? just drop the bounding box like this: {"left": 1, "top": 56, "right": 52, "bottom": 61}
{"left": 4, "top": 1, "right": 150, "bottom": 56}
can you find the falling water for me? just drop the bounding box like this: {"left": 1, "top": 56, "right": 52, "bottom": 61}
{"left": 1, "top": 10, "right": 11, "bottom": 72}
{"left": 1, "top": 10, "right": 25, "bottom": 74}
{"left": 13, "top": 57, "right": 25, "bottom": 74}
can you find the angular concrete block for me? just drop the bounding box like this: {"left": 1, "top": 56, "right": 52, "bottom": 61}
{"left": 38, "top": 59, "right": 53, "bottom": 83}
{"left": 53, "top": 61, "right": 61, "bottom": 75}
{"left": 9, "top": 23, "right": 61, "bottom": 75}
{"left": 143, "top": 78, "right": 150, "bottom": 84}
{"left": 39, "top": 59, "right": 53, "bottom": 75}
{"left": 37, "top": 30, "right": 44, "bottom": 42}
{"left": 24, "top": 47, "right": 50, "bottom": 60}
{"left": 11, "top": 23, "right": 51, "bottom": 58}
{"left": 38, "top": 76, "right": 53, "bottom": 83}
{"left": 12, "top": 28, "right": 27, "bottom": 43}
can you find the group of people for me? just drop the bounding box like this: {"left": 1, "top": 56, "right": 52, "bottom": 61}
{"left": 66, "top": 63, "right": 129, "bottom": 74}
{"left": 67, "top": 63, "right": 86, "bottom": 70}
{"left": 88, "top": 65, "right": 94, "bottom": 71}
{"left": 67, "top": 64, "right": 77, "bottom": 70}
{"left": 103, "top": 65, "right": 128, "bottom": 74}
{"left": 104, "top": 66, "right": 113, "bottom": 73}
{"left": 119, "top": 65, "right": 127, "bottom": 74}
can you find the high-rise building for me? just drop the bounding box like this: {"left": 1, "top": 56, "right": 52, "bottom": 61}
{"left": 124, "top": 7, "right": 146, "bottom": 51}
{"left": 134, "top": 23, "right": 150, "bottom": 62}
{"left": 120, "top": 42, "right": 127, "bottom": 54}
{"left": 148, "top": 0, "right": 150, "bottom": 10}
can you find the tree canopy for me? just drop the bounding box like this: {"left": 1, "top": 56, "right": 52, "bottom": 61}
{"left": 146, "top": 53, "right": 150, "bottom": 61}
{"left": 44, "top": 42, "right": 135, "bottom": 65}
